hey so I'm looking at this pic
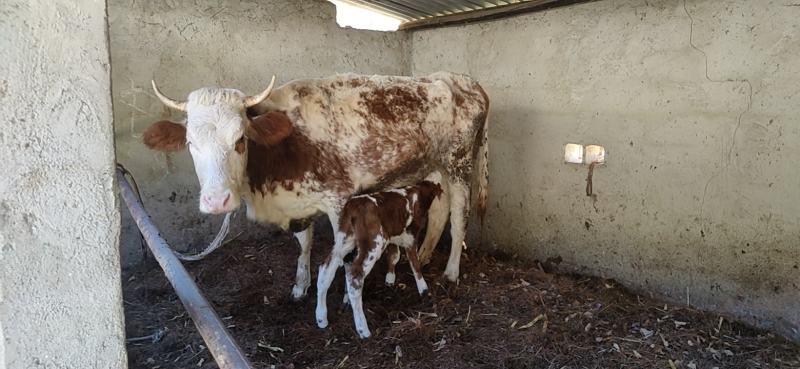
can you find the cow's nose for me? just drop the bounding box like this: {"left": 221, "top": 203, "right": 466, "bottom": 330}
{"left": 201, "top": 191, "right": 232, "bottom": 213}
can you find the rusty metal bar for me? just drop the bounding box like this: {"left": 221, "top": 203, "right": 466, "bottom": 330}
{"left": 116, "top": 165, "right": 254, "bottom": 369}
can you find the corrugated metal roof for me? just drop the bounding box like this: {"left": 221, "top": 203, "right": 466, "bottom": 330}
{"left": 340, "top": 0, "right": 534, "bottom": 22}
{"left": 336, "top": 0, "right": 590, "bottom": 30}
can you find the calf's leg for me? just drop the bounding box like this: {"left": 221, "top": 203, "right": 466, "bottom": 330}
{"left": 384, "top": 244, "right": 400, "bottom": 286}
{"left": 404, "top": 244, "right": 429, "bottom": 296}
{"left": 315, "top": 236, "right": 353, "bottom": 329}
{"left": 346, "top": 238, "right": 384, "bottom": 339}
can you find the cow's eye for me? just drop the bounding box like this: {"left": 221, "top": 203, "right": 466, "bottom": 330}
{"left": 234, "top": 136, "right": 246, "bottom": 153}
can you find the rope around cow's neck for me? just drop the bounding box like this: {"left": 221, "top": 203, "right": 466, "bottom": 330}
{"left": 174, "top": 211, "right": 239, "bottom": 261}
{"left": 116, "top": 163, "right": 238, "bottom": 262}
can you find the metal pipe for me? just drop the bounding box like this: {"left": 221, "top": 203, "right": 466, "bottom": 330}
{"left": 116, "top": 166, "right": 254, "bottom": 369}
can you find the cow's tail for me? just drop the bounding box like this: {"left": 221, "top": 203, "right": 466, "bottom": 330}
{"left": 475, "top": 93, "right": 490, "bottom": 227}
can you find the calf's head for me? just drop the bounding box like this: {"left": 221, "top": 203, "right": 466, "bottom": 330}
{"left": 143, "top": 76, "right": 292, "bottom": 214}
{"left": 414, "top": 181, "right": 444, "bottom": 216}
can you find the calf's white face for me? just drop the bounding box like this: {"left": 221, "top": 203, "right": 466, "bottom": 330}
{"left": 142, "top": 77, "right": 277, "bottom": 214}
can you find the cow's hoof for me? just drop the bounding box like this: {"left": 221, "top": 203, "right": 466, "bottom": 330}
{"left": 317, "top": 318, "right": 329, "bottom": 329}
{"left": 291, "top": 285, "right": 307, "bottom": 301}
{"left": 442, "top": 267, "right": 459, "bottom": 283}
{"left": 357, "top": 328, "right": 371, "bottom": 339}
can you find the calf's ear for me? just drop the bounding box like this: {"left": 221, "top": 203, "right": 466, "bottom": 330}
{"left": 142, "top": 120, "right": 186, "bottom": 152}
{"left": 247, "top": 111, "right": 293, "bottom": 146}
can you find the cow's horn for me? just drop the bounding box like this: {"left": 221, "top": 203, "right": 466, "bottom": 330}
{"left": 243, "top": 75, "right": 276, "bottom": 108}
{"left": 151, "top": 80, "right": 187, "bottom": 112}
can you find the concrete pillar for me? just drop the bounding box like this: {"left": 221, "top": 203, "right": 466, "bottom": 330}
{"left": 0, "top": 0, "right": 127, "bottom": 367}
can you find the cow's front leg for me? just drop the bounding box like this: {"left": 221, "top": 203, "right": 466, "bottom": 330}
{"left": 291, "top": 226, "right": 314, "bottom": 300}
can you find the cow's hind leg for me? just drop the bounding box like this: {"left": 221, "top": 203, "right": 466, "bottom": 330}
{"left": 291, "top": 226, "right": 314, "bottom": 300}
{"left": 418, "top": 178, "right": 449, "bottom": 265}
{"left": 443, "top": 180, "right": 470, "bottom": 282}
{"left": 384, "top": 244, "right": 400, "bottom": 286}
{"left": 418, "top": 171, "right": 449, "bottom": 265}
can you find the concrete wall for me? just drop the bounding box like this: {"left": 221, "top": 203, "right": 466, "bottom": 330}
{"left": 410, "top": 0, "right": 799, "bottom": 341}
{"left": 109, "top": 0, "right": 409, "bottom": 266}
{"left": 0, "top": 0, "right": 127, "bottom": 367}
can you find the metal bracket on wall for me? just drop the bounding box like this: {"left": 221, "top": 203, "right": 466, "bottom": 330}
{"left": 586, "top": 161, "right": 599, "bottom": 197}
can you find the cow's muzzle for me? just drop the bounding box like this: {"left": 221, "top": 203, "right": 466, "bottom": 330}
{"left": 200, "top": 190, "right": 236, "bottom": 214}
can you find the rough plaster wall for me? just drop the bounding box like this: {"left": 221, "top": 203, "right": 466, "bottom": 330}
{"left": 0, "top": 0, "right": 127, "bottom": 367}
{"left": 411, "top": 0, "right": 800, "bottom": 341}
{"left": 109, "top": 0, "right": 409, "bottom": 266}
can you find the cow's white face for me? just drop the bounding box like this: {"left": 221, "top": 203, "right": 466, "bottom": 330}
{"left": 143, "top": 78, "right": 278, "bottom": 214}
{"left": 184, "top": 90, "right": 249, "bottom": 214}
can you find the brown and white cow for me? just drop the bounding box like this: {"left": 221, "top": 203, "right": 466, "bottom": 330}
{"left": 143, "top": 72, "right": 489, "bottom": 299}
{"left": 316, "top": 179, "right": 443, "bottom": 338}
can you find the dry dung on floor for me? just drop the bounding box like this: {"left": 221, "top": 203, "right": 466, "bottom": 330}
{"left": 123, "top": 231, "right": 799, "bottom": 369}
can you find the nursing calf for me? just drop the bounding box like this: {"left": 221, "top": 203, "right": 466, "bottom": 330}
{"left": 315, "top": 181, "right": 443, "bottom": 338}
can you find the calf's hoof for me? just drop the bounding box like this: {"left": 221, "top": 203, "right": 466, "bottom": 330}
{"left": 357, "top": 328, "right": 371, "bottom": 339}
{"left": 316, "top": 317, "right": 329, "bottom": 329}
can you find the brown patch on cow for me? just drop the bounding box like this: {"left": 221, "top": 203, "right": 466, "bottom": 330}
{"left": 296, "top": 86, "right": 312, "bottom": 98}
{"left": 460, "top": 81, "right": 489, "bottom": 110}
{"left": 359, "top": 86, "right": 429, "bottom": 124}
{"left": 453, "top": 92, "right": 466, "bottom": 108}
{"left": 142, "top": 120, "right": 186, "bottom": 152}
{"left": 348, "top": 79, "right": 365, "bottom": 88}
{"left": 475, "top": 83, "right": 490, "bottom": 111}
{"left": 248, "top": 111, "right": 294, "bottom": 146}
{"left": 450, "top": 142, "right": 474, "bottom": 182}
{"left": 246, "top": 112, "right": 351, "bottom": 194}
{"left": 319, "top": 85, "right": 333, "bottom": 96}
{"left": 416, "top": 86, "right": 428, "bottom": 101}
{"left": 235, "top": 137, "right": 246, "bottom": 154}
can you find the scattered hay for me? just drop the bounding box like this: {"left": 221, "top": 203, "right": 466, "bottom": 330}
{"left": 124, "top": 231, "right": 799, "bottom": 369}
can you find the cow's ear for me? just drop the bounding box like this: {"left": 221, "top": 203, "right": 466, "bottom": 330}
{"left": 143, "top": 120, "right": 186, "bottom": 152}
{"left": 248, "top": 111, "right": 293, "bottom": 146}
